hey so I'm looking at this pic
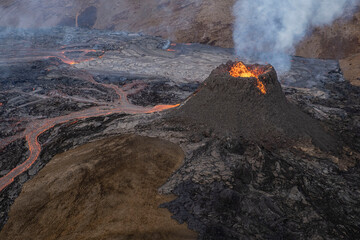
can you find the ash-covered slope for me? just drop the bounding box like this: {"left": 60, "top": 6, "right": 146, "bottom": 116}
{"left": 170, "top": 61, "right": 338, "bottom": 151}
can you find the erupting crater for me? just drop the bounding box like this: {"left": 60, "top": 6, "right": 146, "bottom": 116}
{"left": 170, "top": 61, "right": 338, "bottom": 150}
{"left": 229, "top": 61, "right": 267, "bottom": 94}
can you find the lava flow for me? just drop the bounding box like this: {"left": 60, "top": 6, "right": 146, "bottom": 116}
{"left": 0, "top": 73, "right": 179, "bottom": 192}
{"left": 55, "top": 49, "right": 103, "bottom": 65}
{"left": 229, "top": 61, "right": 266, "bottom": 94}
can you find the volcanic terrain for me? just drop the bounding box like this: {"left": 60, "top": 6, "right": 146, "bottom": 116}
{"left": 0, "top": 26, "right": 359, "bottom": 240}
{"left": 0, "top": 135, "right": 197, "bottom": 240}
{"left": 170, "top": 61, "right": 338, "bottom": 152}
{"left": 2, "top": 0, "right": 360, "bottom": 64}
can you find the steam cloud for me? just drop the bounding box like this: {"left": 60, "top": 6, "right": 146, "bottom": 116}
{"left": 233, "top": 0, "right": 360, "bottom": 71}
{"left": 0, "top": 0, "right": 56, "bottom": 28}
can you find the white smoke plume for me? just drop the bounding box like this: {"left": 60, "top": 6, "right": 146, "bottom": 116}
{"left": 0, "top": 0, "right": 58, "bottom": 28}
{"left": 233, "top": 0, "right": 360, "bottom": 71}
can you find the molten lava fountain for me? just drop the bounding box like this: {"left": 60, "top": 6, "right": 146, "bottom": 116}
{"left": 170, "top": 61, "right": 338, "bottom": 150}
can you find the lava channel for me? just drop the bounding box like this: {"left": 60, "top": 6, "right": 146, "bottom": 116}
{"left": 0, "top": 75, "right": 179, "bottom": 192}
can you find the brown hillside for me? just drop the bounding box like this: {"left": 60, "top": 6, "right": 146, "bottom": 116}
{"left": 0, "top": 135, "right": 196, "bottom": 240}
{"left": 296, "top": 7, "right": 360, "bottom": 60}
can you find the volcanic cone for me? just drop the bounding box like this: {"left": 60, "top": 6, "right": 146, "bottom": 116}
{"left": 170, "top": 61, "right": 338, "bottom": 151}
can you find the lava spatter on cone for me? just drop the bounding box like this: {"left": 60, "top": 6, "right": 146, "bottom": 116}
{"left": 169, "top": 61, "right": 338, "bottom": 151}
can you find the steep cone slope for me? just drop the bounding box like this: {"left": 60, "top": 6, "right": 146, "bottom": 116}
{"left": 170, "top": 61, "right": 338, "bottom": 151}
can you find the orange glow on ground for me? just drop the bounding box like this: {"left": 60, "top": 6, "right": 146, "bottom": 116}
{"left": 229, "top": 62, "right": 267, "bottom": 94}
{"left": 147, "top": 104, "right": 180, "bottom": 113}
{"left": 0, "top": 73, "right": 179, "bottom": 192}
{"left": 53, "top": 49, "right": 102, "bottom": 65}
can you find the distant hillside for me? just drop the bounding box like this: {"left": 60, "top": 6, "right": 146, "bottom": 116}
{"left": 1, "top": 0, "right": 359, "bottom": 64}
{"left": 296, "top": 6, "right": 360, "bottom": 60}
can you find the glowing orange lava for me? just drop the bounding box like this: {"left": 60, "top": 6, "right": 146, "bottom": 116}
{"left": 229, "top": 62, "right": 267, "bottom": 94}
{"left": 147, "top": 104, "right": 180, "bottom": 112}
{"left": 0, "top": 73, "right": 179, "bottom": 192}
{"left": 54, "top": 49, "right": 101, "bottom": 65}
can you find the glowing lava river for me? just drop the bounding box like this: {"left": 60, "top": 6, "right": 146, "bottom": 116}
{"left": 0, "top": 27, "right": 234, "bottom": 193}
{"left": 0, "top": 79, "right": 179, "bottom": 191}
{"left": 0, "top": 105, "right": 179, "bottom": 192}
{"left": 0, "top": 54, "right": 179, "bottom": 192}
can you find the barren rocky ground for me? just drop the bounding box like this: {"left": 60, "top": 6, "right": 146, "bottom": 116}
{"left": 0, "top": 135, "right": 197, "bottom": 240}
{"left": 0, "top": 27, "right": 359, "bottom": 239}
{"left": 1, "top": 0, "right": 360, "bottom": 87}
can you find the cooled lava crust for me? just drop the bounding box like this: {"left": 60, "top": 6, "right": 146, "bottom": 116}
{"left": 170, "top": 61, "right": 338, "bottom": 151}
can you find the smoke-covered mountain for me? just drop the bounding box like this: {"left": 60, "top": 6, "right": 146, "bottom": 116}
{"left": 0, "top": 0, "right": 359, "bottom": 63}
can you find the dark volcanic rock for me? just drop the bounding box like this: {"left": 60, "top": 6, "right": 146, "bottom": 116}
{"left": 128, "top": 81, "right": 198, "bottom": 107}
{"left": 0, "top": 139, "right": 27, "bottom": 176}
{"left": 162, "top": 138, "right": 360, "bottom": 240}
{"left": 77, "top": 6, "right": 97, "bottom": 29}
{"left": 170, "top": 61, "right": 338, "bottom": 152}
{"left": 159, "top": 61, "right": 360, "bottom": 240}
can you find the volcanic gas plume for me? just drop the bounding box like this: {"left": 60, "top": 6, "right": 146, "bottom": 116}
{"left": 233, "top": 0, "right": 360, "bottom": 71}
